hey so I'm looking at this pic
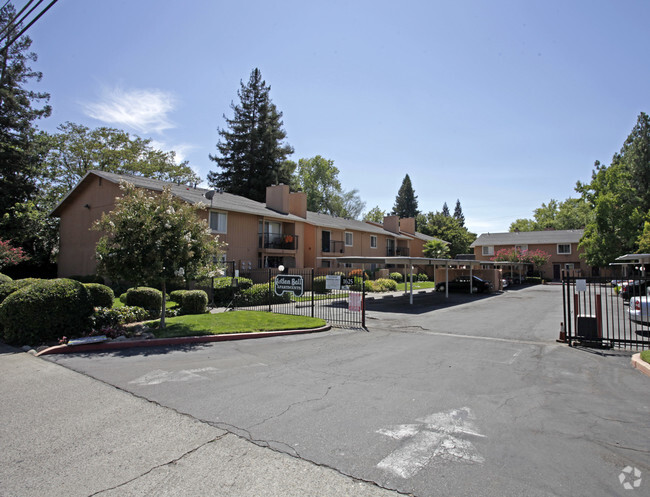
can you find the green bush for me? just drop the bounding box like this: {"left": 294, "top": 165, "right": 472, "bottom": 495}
{"left": 0, "top": 278, "right": 41, "bottom": 305}
{"left": 169, "top": 289, "right": 189, "bottom": 304}
{"left": 0, "top": 273, "right": 12, "bottom": 284}
{"left": 92, "top": 306, "right": 149, "bottom": 329}
{"left": 417, "top": 273, "right": 429, "bottom": 282}
{"left": 234, "top": 283, "right": 291, "bottom": 307}
{"left": 375, "top": 278, "right": 398, "bottom": 292}
{"left": 84, "top": 283, "right": 114, "bottom": 308}
{"left": 0, "top": 278, "right": 94, "bottom": 346}
{"left": 69, "top": 274, "right": 105, "bottom": 284}
{"left": 119, "top": 292, "right": 128, "bottom": 303}
{"left": 125, "top": 287, "right": 163, "bottom": 312}
{"left": 211, "top": 277, "right": 254, "bottom": 305}
{"left": 180, "top": 290, "right": 208, "bottom": 314}
{"left": 313, "top": 276, "right": 331, "bottom": 294}
{"left": 389, "top": 272, "right": 404, "bottom": 283}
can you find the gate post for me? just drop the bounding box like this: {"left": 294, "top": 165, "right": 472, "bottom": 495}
{"left": 311, "top": 268, "right": 314, "bottom": 318}
{"left": 362, "top": 270, "right": 366, "bottom": 329}
{"left": 268, "top": 268, "right": 272, "bottom": 313}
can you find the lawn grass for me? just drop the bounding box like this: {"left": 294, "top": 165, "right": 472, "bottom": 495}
{"left": 397, "top": 281, "right": 437, "bottom": 291}
{"left": 149, "top": 310, "right": 326, "bottom": 338}
{"left": 641, "top": 350, "right": 650, "bottom": 364}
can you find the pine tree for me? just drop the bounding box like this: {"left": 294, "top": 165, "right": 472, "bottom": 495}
{"left": 0, "top": 3, "right": 51, "bottom": 217}
{"left": 207, "top": 68, "right": 294, "bottom": 202}
{"left": 393, "top": 174, "right": 418, "bottom": 218}
{"left": 453, "top": 199, "right": 465, "bottom": 226}
{"left": 441, "top": 202, "right": 450, "bottom": 217}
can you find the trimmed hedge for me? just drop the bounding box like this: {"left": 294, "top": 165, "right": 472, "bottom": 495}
{"left": 212, "top": 277, "right": 254, "bottom": 305}
{"left": 92, "top": 306, "right": 149, "bottom": 329}
{"left": 180, "top": 290, "right": 208, "bottom": 314}
{"left": 389, "top": 272, "right": 404, "bottom": 283}
{"left": 374, "top": 278, "right": 398, "bottom": 292}
{"left": 69, "top": 274, "right": 105, "bottom": 284}
{"left": 417, "top": 273, "right": 429, "bottom": 282}
{"left": 125, "top": 287, "right": 162, "bottom": 312}
{"left": 169, "top": 289, "right": 188, "bottom": 304}
{"left": 233, "top": 283, "right": 291, "bottom": 307}
{"left": 0, "top": 278, "right": 40, "bottom": 305}
{"left": 84, "top": 283, "right": 115, "bottom": 308}
{"left": 313, "top": 276, "right": 331, "bottom": 294}
{"left": 0, "top": 273, "right": 12, "bottom": 284}
{"left": 0, "top": 278, "right": 94, "bottom": 346}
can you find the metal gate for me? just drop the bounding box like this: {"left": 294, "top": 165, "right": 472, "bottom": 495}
{"left": 227, "top": 268, "right": 366, "bottom": 328}
{"left": 562, "top": 274, "right": 650, "bottom": 350}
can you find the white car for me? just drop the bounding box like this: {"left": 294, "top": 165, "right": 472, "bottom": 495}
{"left": 628, "top": 296, "right": 650, "bottom": 325}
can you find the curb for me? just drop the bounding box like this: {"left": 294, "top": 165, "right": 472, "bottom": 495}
{"left": 35, "top": 325, "right": 331, "bottom": 357}
{"left": 631, "top": 353, "right": 650, "bottom": 378}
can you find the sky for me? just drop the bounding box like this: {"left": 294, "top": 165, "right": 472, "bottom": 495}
{"left": 23, "top": 0, "right": 650, "bottom": 235}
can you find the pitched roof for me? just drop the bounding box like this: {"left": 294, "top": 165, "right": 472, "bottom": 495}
{"left": 470, "top": 229, "right": 585, "bottom": 247}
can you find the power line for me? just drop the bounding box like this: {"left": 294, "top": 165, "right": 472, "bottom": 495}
{"left": 0, "top": 0, "right": 59, "bottom": 51}
{"left": 0, "top": 1, "right": 37, "bottom": 42}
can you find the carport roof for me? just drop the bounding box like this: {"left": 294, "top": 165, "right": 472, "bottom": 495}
{"left": 325, "top": 256, "right": 528, "bottom": 267}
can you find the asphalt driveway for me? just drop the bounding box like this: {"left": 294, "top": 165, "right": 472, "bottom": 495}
{"left": 44, "top": 285, "right": 649, "bottom": 497}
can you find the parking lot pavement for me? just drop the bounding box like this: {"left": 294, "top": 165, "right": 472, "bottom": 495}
{"left": 0, "top": 344, "right": 407, "bottom": 497}
{"left": 42, "top": 285, "right": 650, "bottom": 497}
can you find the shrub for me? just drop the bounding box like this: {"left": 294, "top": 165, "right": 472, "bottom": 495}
{"left": 69, "top": 274, "right": 105, "bottom": 284}
{"left": 234, "top": 283, "right": 291, "bottom": 307}
{"left": 92, "top": 306, "right": 149, "bottom": 329}
{"left": 125, "top": 287, "right": 163, "bottom": 312}
{"left": 0, "top": 278, "right": 94, "bottom": 346}
{"left": 389, "top": 272, "right": 404, "bottom": 283}
{"left": 313, "top": 276, "right": 331, "bottom": 294}
{"left": 375, "top": 278, "right": 398, "bottom": 292}
{"left": 119, "top": 292, "right": 128, "bottom": 304}
{"left": 349, "top": 268, "right": 369, "bottom": 279}
{"left": 180, "top": 290, "right": 208, "bottom": 314}
{"left": 0, "top": 273, "right": 12, "bottom": 284}
{"left": 84, "top": 283, "right": 114, "bottom": 308}
{"left": 212, "top": 277, "right": 254, "bottom": 305}
{"left": 169, "top": 289, "right": 189, "bottom": 304}
{"left": 0, "top": 278, "right": 40, "bottom": 305}
{"left": 417, "top": 273, "right": 429, "bottom": 282}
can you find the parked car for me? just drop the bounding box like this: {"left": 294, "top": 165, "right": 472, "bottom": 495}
{"left": 618, "top": 280, "right": 650, "bottom": 301}
{"left": 435, "top": 275, "right": 492, "bottom": 294}
{"left": 628, "top": 296, "right": 650, "bottom": 325}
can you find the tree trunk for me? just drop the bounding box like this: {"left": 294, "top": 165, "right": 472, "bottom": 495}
{"left": 160, "top": 281, "right": 166, "bottom": 328}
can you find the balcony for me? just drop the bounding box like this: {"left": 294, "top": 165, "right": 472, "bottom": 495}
{"left": 386, "top": 246, "right": 410, "bottom": 257}
{"left": 322, "top": 240, "right": 344, "bottom": 254}
{"left": 259, "top": 233, "right": 298, "bottom": 251}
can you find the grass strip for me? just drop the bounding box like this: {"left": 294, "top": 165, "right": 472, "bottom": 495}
{"left": 149, "top": 310, "right": 326, "bottom": 338}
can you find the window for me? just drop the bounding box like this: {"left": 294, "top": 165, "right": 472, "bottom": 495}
{"left": 557, "top": 244, "right": 571, "bottom": 255}
{"left": 482, "top": 246, "right": 494, "bottom": 256}
{"left": 210, "top": 211, "right": 227, "bottom": 233}
{"left": 345, "top": 232, "right": 353, "bottom": 246}
{"left": 515, "top": 244, "right": 528, "bottom": 253}
{"left": 322, "top": 260, "right": 331, "bottom": 268}
{"left": 370, "top": 235, "right": 377, "bottom": 249}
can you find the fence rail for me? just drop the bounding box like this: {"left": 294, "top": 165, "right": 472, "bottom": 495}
{"left": 562, "top": 274, "right": 650, "bottom": 350}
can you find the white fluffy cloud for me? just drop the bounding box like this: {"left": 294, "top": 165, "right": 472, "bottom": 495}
{"left": 84, "top": 87, "right": 176, "bottom": 134}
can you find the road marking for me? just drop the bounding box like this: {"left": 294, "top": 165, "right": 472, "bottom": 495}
{"left": 377, "top": 407, "right": 486, "bottom": 478}
{"left": 129, "top": 367, "right": 220, "bottom": 386}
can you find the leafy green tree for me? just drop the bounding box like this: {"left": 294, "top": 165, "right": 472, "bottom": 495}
{"left": 637, "top": 221, "right": 650, "bottom": 253}
{"left": 1, "top": 200, "right": 58, "bottom": 266}
{"left": 509, "top": 218, "right": 538, "bottom": 232}
{"left": 417, "top": 211, "right": 476, "bottom": 257}
{"left": 423, "top": 239, "right": 450, "bottom": 258}
{"left": 577, "top": 112, "right": 650, "bottom": 265}
{"left": 508, "top": 198, "right": 592, "bottom": 232}
{"left": 208, "top": 68, "right": 294, "bottom": 202}
{"left": 0, "top": 3, "right": 51, "bottom": 218}
{"left": 291, "top": 155, "right": 365, "bottom": 219}
{"left": 363, "top": 206, "right": 386, "bottom": 223}
{"left": 393, "top": 174, "right": 418, "bottom": 218}
{"left": 40, "top": 122, "right": 200, "bottom": 203}
{"left": 453, "top": 199, "right": 465, "bottom": 226}
{"left": 93, "top": 182, "right": 225, "bottom": 328}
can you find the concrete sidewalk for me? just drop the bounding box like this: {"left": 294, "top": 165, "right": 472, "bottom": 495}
{"left": 0, "top": 344, "right": 401, "bottom": 497}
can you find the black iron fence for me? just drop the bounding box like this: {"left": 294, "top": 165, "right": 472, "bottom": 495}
{"left": 562, "top": 274, "right": 650, "bottom": 350}
{"left": 210, "top": 268, "right": 366, "bottom": 328}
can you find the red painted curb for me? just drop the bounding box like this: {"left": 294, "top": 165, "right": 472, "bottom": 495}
{"left": 36, "top": 325, "right": 331, "bottom": 356}
{"left": 631, "top": 353, "right": 650, "bottom": 378}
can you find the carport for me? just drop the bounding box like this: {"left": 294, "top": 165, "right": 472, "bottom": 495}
{"left": 327, "top": 256, "right": 524, "bottom": 304}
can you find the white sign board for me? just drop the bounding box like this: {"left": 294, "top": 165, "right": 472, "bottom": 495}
{"left": 576, "top": 279, "right": 587, "bottom": 292}
{"left": 326, "top": 275, "right": 341, "bottom": 290}
{"left": 349, "top": 292, "right": 362, "bottom": 312}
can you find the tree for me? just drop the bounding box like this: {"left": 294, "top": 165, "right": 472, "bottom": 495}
{"left": 393, "top": 174, "right": 418, "bottom": 218}
{"left": 363, "top": 206, "right": 386, "bottom": 223}
{"left": 0, "top": 3, "right": 51, "bottom": 218}
{"left": 423, "top": 239, "right": 450, "bottom": 258}
{"left": 441, "top": 202, "right": 450, "bottom": 217}
{"left": 453, "top": 199, "right": 465, "bottom": 226}
{"left": 577, "top": 112, "right": 650, "bottom": 265}
{"left": 1, "top": 200, "right": 58, "bottom": 267}
{"left": 0, "top": 239, "right": 29, "bottom": 270}
{"left": 508, "top": 198, "right": 592, "bottom": 232}
{"left": 208, "top": 68, "right": 294, "bottom": 202}
{"left": 93, "top": 182, "right": 225, "bottom": 328}
{"left": 638, "top": 221, "right": 650, "bottom": 253}
{"left": 416, "top": 211, "right": 476, "bottom": 257}
{"left": 291, "top": 155, "right": 365, "bottom": 219}
{"left": 40, "top": 122, "right": 200, "bottom": 203}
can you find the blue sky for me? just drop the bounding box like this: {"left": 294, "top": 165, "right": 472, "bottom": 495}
{"left": 26, "top": 0, "right": 650, "bottom": 234}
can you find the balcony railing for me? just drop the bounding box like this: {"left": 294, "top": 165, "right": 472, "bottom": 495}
{"left": 386, "top": 246, "right": 410, "bottom": 257}
{"left": 259, "top": 233, "right": 298, "bottom": 251}
{"left": 322, "top": 240, "right": 345, "bottom": 254}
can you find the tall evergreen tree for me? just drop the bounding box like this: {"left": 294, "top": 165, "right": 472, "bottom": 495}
{"left": 453, "top": 199, "right": 465, "bottom": 226}
{"left": 207, "top": 68, "right": 294, "bottom": 202}
{"left": 393, "top": 174, "right": 418, "bottom": 218}
{"left": 441, "top": 202, "right": 450, "bottom": 217}
{"left": 0, "top": 3, "right": 51, "bottom": 217}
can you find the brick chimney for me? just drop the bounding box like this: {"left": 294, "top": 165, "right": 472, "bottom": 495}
{"left": 400, "top": 217, "right": 415, "bottom": 235}
{"left": 383, "top": 215, "right": 400, "bottom": 234}
{"left": 266, "top": 184, "right": 290, "bottom": 214}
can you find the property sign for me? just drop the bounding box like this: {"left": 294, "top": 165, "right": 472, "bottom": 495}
{"left": 342, "top": 277, "right": 355, "bottom": 287}
{"left": 326, "top": 275, "right": 341, "bottom": 290}
{"left": 349, "top": 292, "right": 362, "bottom": 312}
{"left": 275, "top": 274, "right": 304, "bottom": 297}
